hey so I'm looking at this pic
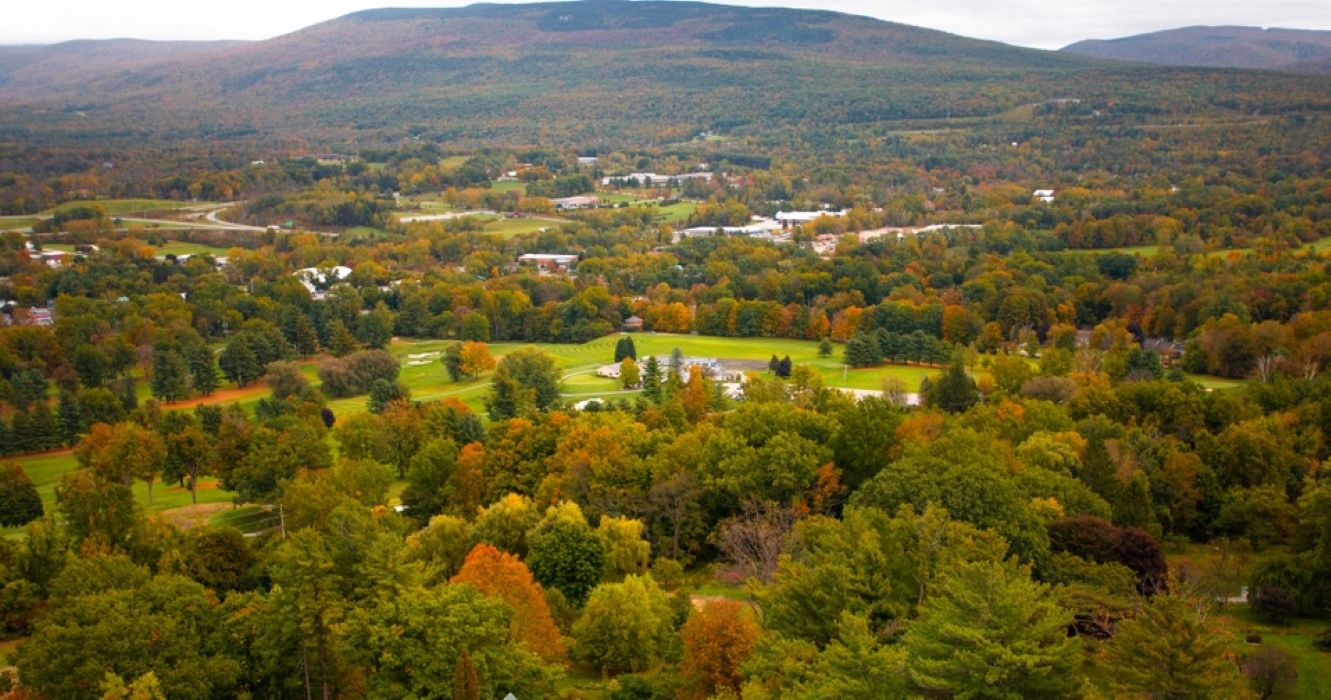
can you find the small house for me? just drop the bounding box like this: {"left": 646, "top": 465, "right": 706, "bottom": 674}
{"left": 622, "top": 315, "right": 644, "bottom": 332}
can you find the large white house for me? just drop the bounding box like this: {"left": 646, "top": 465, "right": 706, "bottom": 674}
{"left": 775, "top": 209, "right": 848, "bottom": 228}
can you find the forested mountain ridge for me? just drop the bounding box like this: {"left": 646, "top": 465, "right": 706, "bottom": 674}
{"left": 1063, "top": 26, "right": 1331, "bottom": 73}
{"left": 2, "top": 0, "right": 1327, "bottom": 150}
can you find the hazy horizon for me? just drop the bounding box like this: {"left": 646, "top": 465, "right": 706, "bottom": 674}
{"left": 3, "top": 0, "right": 1331, "bottom": 50}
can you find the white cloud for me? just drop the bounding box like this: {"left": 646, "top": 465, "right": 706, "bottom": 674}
{"left": 2, "top": 0, "right": 1329, "bottom": 49}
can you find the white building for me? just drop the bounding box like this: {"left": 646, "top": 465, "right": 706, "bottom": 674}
{"left": 294, "top": 266, "right": 353, "bottom": 295}
{"left": 600, "top": 172, "right": 712, "bottom": 187}
{"left": 552, "top": 195, "right": 600, "bottom": 210}
{"left": 1033, "top": 189, "right": 1056, "bottom": 203}
{"left": 775, "top": 209, "right": 848, "bottom": 229}
{"left": 517, "top": 253, "right": 579, "bottom": 274}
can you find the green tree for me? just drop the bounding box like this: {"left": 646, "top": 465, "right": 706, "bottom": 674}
{"left": 903, "top": 558, "right": 1082, "bottom": 698}
{"left": 150, "top": 350, "right": 191, "bottom": 402}
{"left": 460, "top": 311, "right": 491, "bottom": 342}
{"left": 367, "top": 378, "right": 409, "bottom": 414}
{"left": 443, "top": 341, "right": 465, "bottom": 382}
{"left": 573, "top": 575, "right": 676, "bottom": 674}
{"left": 182, "top": 341, "right": 218, "bottom": 396}
{"left": 614, "top": 335, "right": 638, "bottom": 362}
{"left": 218, "top": 336, "right": 261, "bottom": 387}
{"left": 528, "top": 519, "right": 605, "bottom": 606}
{"left": 486, "top": 347, "right": 561, "bottom": 420}
{"left": 14, "top": 560, "right": 242, "bottom": 699}
{"left": 0, "top": 463, "right": 43, "bottom": 527}
{"left": 843, "top": 333, "right": 882, "bottom": 367}
{"left": 326, "top": 318, "right": 358, "bottom": 356}
{"left": 1101, "top": 590, "right": 1250, "bottom": 699}
{"left": 357, "top": 302, "right": 395, "bottom": 349}
{"left": 930, "top": 360, "right": 979, "bottom": 413}
{"left": 641, "top": 355, "right": 663, "bottom": 403}
{"left": 818, "top": 337, "right": 833, "bottom": 357}
{"left": 401, "top": 438, "right": 459, "bottom": 520}
{"left": 620, "top": 356, "right": 640, "bottom": 389}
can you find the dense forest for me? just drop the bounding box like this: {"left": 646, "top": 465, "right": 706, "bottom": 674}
{"left": 2, "top": 1, "right": 1331, "bottom": 698}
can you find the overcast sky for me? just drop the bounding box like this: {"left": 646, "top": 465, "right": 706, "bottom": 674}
{"left": 4, "top": 0, "right": 1331, "bottom": 49}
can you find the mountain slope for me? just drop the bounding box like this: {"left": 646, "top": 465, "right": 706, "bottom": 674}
{"left": 1062, "top": 26, "right": 1331, "bottom": 72}
{"left": 0, "top": 39, "right": 242, "bottom": 92}
{"left": 1, "top": 2, "right": 1329, "bottom": 150}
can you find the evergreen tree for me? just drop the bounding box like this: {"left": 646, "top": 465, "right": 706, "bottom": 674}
{"left": 843, "top": 333, "right": 882, "bottom": 367}
{"left": 357, "top": 302, "right": 395, "bottom": 349}
{"left": 904, "top": 559, "right": 1083, "bottom": 698}
{"left": 443, "top": 342, "right": 465, "bottom": 382}
{"left": 150, "top": 350, "right": 191, "bottom": 402}
{"left": 614, "top": 336, "right": 638, "bottom": 363}
{"left": 10, "top": 410, "right": 33, "bottom": 453}
{"left": 818, "top": 337, "right": 833, "bottom": 357}
{"left": 0, "top": 463, "right": 43, "bottom": 527}
{"left": 0, "top": 416, "right": 11, "bottom": 456}
{"left": 367, "top": 379, "right": 409, "bottom": 415}
{"left": 57, "top": 390, "right": 81, "bottom": 446}
{"left": 219, "top": 336, "right": 261, "bottom": 387}
{"left": 327, "top": 318, "right": 358, "bottom": 356}
{"left": 1102, "top": 591, "right": 1249, "bottom": 698}
{"left": 776, "top": 355, "right": 793, "bottom": 378}
{"left": 768, "top": 354, "right": 781, "bottom": 373}
{"left": 641, "top": 355, "right": 663, "bottom": 403}
{"left": 931, "top": 360, "right": 979, "bottom": 413}
{"left": 666, "top": 348, "right": 686, "bottom": 396}
{"left": 30, "top": 403, "right": 60, "bottom": 452}
{"left": 183, "top": 341, "right": 218, "bottom": 396}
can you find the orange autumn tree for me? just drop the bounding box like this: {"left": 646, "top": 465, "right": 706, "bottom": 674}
{"left": 451, "top": 544, "right": 565, "bottom": 662}
{"left": 680, "top": 599, "right": 761, "bottom": 698}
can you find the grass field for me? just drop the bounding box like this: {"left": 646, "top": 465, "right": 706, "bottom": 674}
{"left": 490, "top": 180, "right": 527, "bottom": 194}
{"left": 476, "top": 214, "right": 564, "bottom": 237}
{"left": 0, "top": 216, "right": 39, "bottom": 231}
{"left": 43, "top": 241, "right": 232, "bottom": 257}
{"left": 0, "top": 449, "right": 235, "bottom": 539}
{"left": 1222, "top": 607, "right": 1331, "bottom": 699}
{"left": 41, "top": 198, "right": 207, "bottom": 216}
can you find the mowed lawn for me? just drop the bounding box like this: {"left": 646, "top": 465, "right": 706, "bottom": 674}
{"left": 0, "top": 449, "right": 234, "bottom": 539}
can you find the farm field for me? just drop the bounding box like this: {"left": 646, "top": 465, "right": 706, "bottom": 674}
{"left": 490, "top": 180, "right": 527, "bottom": 194}
{"left": 1221, "top": 608, "right": 1331, "bottom": 699}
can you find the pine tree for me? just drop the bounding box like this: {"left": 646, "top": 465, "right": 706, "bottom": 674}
{"left": 614, "top": 335, "right": 637, "bottom": 362}
{"left": 150, "top": 350, "right": 191, "bottom": 402}
{"left": 0, "top": 416, "right": 12, "bottom": 456}
{"left": 641, "top": 355, "right": 663, "bottom": 403}
{"left": 327, "top": 318, "right": 358, "bottom": 356}
{"left": 219, "top": 336, "right": 260, "bottom": 387}
{"left": 357, "top": 302, "right": 395, "bottom": 349}
{"left": 10, "top": 410, "right": 33, "bottom": 453}
{"left": 57, "top": 390, "right": 82, "bottom": 446}
{"left": 818, "top": 337, "right": 833, "bottom": 357}
{"left": 844, "top": 333, "right": 882, "bottom": 367}
{"left": 30, "top": 403, "right": 60, "bottom": 452}
{"left": 931, "top": 360, "right": 979, "bottom": 413}
{"left": 1102, "top": 590, "right": 1249, "bottom": 698}
{"left": 768, "top": 354, "right": 781, "bottom": 373}
{"left": 776, "top": 355, "right": 793, "bottom": 378}
{"left": 904, "top": 558, "right": 1083, "bottom": 698}
{"left": 183, "top": 342, "right": 218, "bottom": 396}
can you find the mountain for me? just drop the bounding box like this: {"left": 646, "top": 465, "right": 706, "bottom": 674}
{"left": 0, "top": 39, "right": 242, "bottom": 93}
{"left": 1, "top": 2, "right": 1328, "bottom": 150}
{"left": 1062, "top": 26, "right": 1331, "bottom": 73}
